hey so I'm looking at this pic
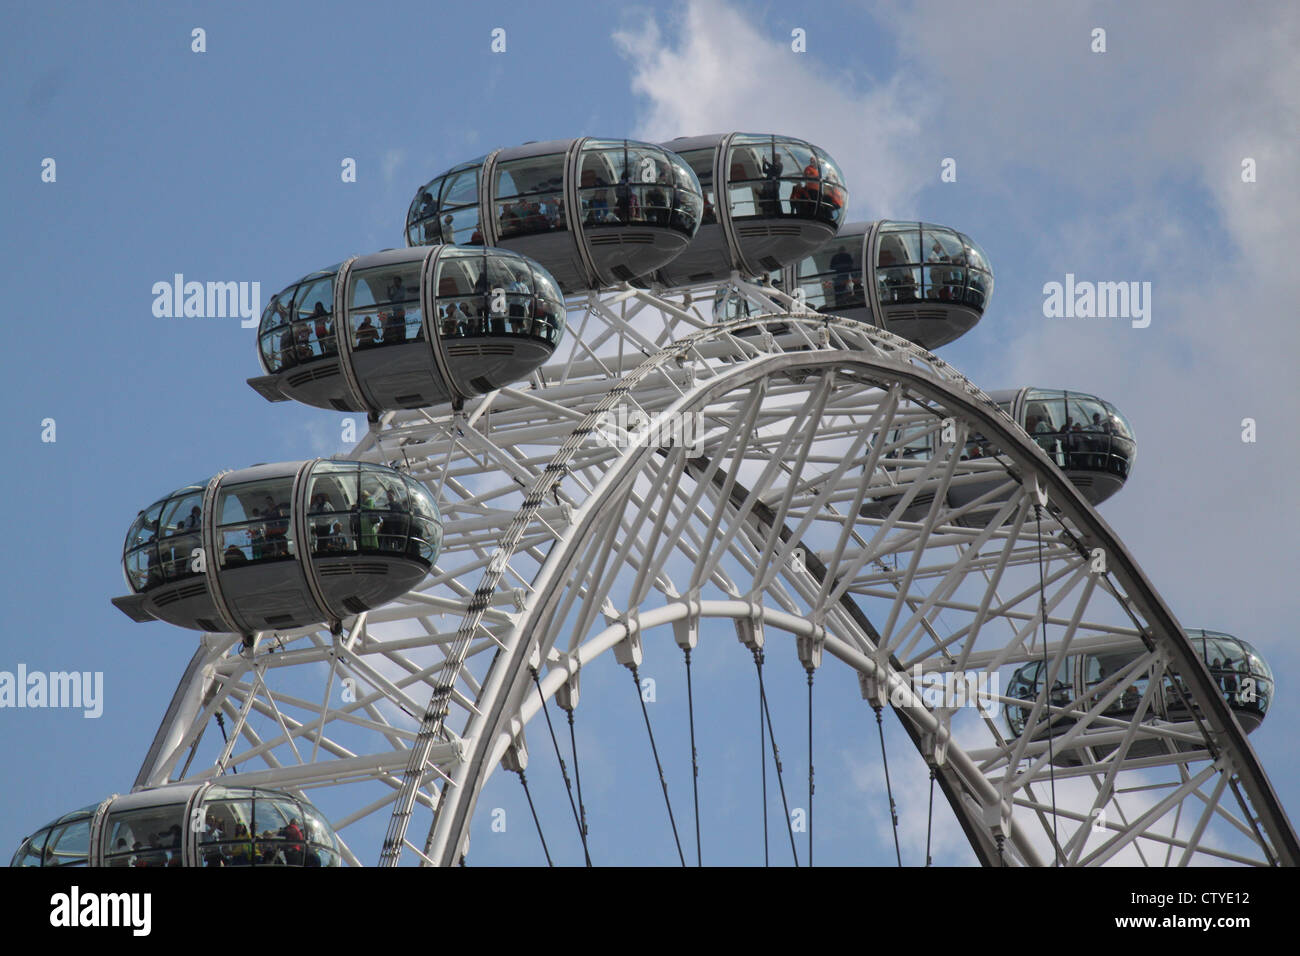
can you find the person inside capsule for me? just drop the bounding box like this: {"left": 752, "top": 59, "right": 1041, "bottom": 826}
{"left": 12, "top": 786, "right": 347, "bottom": 868}
{"left": 1005, "top": 630, "right": 1273, "bottom": 739}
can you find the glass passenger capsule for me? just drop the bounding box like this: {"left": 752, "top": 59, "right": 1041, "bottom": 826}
{"left": 861, "top": 385, "right": 1135, "bottom": 523}
{"left": 11, "top": 784, "right": 345, "bottom": 867}
{"left": 405, "top": 138, "right": 704, "bottom": 293}
{"left": 1004, "top": 629, "right": 1274, "bottom": 751}
{"left": 988, "top": 387, "right": 1136, "bottom": 504}
{"left": 786, "top": 220, "right": 992, "bottom": 350}
{"left": 652, "top": 133, "right": 848, "bottom": 287}
{"left": 111, "top": 460, "right": 442, "bottom": 635}
{"left": 247, "top": 246, "right": 566, "bottom": 412}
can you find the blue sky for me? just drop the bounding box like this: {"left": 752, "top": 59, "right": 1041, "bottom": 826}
{"left": 1, "top": 0, "right": 1296, "bottom": 865}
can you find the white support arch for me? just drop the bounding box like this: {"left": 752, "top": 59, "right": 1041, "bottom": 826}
{"left": 135, "top": 295, "right": 1297, "bottom": 868}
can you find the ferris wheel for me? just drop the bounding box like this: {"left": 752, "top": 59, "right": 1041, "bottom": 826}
{"left": 17, "top": 131, "right": 1293, "bottom": 869}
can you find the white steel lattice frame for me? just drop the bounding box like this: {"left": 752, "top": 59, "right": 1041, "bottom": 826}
{"left": 134, "top": 282, "right": 1299, "bottom": 868}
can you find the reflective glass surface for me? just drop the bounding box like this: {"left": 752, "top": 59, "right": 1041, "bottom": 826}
{"left": 215, "top": 476, "right": 296, "bottom": 569}
{"left": 1023, "top": 389, "right": 1136, "bottom": 479}
{"left": 12, "top": 791, "right": 343, "bottom": 867}
{"left": 676, "top": 148, "right": 717, "bottom": 225}
{"left": 258, "top": 268, "right": 340, "bottom": 373}
{"left": 724, "top": 135, "right": 845, "bottom": 226}
{"left": 349, "top": 263, "right": 424, "bottom": 349}
{"left": 794, "top": 241, "right": 866, "bottom": 313}
{"left": 433, "top": 248, "right": 566, "bottom": 346}
{"left": 407, "top": 160, "right": 486, "bottom": 246}
{"left": 1083, "top": 651, "right": 1151, "bottom": 717}
{"left": 10, "top": 808, "right": 95, "bottom": 867}
{"left": 577, "top": 140, "right": 701, "bottom": 235}
{"left": 876, "top": 222, "right": 994, "bottom": 311}
{"left": 1184, "top": 630, "right": 1273, "bottom": 721}
{"left": 124, "top": 483, "right": 207, "bottom": 591}
{"left": 1005, "top": 658, "right": 1075, "bottom": 736}
{"left": 306, "top": 461, "right": 442, "bottom": 567}
{"left": 103, "top": 804, "right": 186, "bottom": 868}
{"left": 494, "top": 153, "right": 567, "bottom": 238}
{"left": 197, "top": 788, "right": 342, "bottom": 867}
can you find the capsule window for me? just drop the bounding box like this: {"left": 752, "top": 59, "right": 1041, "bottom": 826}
{"left": 263, "top": 287, "right": 308, "bottom": 372}
{"left": 103, "top": 805, "right": 186, "bottom": 868}
{"left": 877, "top": 225, "right": 921, "bottom": 267}
{"left": 1102, "top": 401, "right": 1134, "bottom": 440}
{"left": 922, "top": 226, "right": 966, "bottom": 303}
{"left": 480, "top": 256, "right": 526, "bottom": 334}
{"left": 348, "top": 264, "right": 423, "bottom": 349}
{"left": 1238, "top": 639, "right": 1274, "bottom": 682}
{"left": 410, "top": 187, "right": 437, "bottom": 228}
{"left": 292, "top": 275, "right": 337, "bottom": 360}
{"left": 259, "top": 293, "right": 288, "bottom": 371}
{"left": 359, "top": 466, "right": 410, "bottom": 554}
{"left": 531, "top": 265, "right": 565, "bottom": 344}
{"left": 12, "top": 830, "right": 49, "bottom": 866}
{"left": 726, "top": 136, "right": 830, "bottom": 222}
{"left": 306, "top": 463, "right": 358, "bottom": 555}
{"left": 1067, "top": 395, "right": 1108, "bottom": 433}
{"left": 796, "top": 243, "right": 865, "bottom": 312}
{"left": 405, "top": 478, "right": 443, "bottom": 565}
{"left": 43, "top": 816, "right": 92, "bottom": 867}
{"left": 159, "top": 492, "right": 202, "bottom": 536}
{"left": 250, "top": 798, "right": 306, "bottom": 866}
{"left": 409, "top": 183, "right": 446, "bottom": 245}
{"left": 127, "top": 501, "right": 165, "bottom": 550}
{"left": 963, "top": 237, "right": 990, "bottom": 273}
{"left": 157, "top": 492, "right": 203, "bottom": 584}
{"left": 436, "top": 168, "right": 482, "bottom": 245}
{"left": 1085, "top": 652, "right": 1149, "bottom": 714}
{"left": 435, "top": 251, "right": 490, "bottom": 338}
{"left": 215, "top": 477, "right": 295, "bottom": 567}
{"left": 125, "top": 500, "right": 166, "bottom": 591}
{"left": 578, "top": 148, "right": 621, "bottom": 225}
{"left": 676, "top": 148, "right": 717, "bottom": 225}
{"left": 780, "top": 141, "right": 816, "bottom": 180}
{"left": 299, "top": 804, "right": 341, "bottom": 866}
{"left": 258, "top": 292, "right": 286, "bottom": 337}
{"left": 198, "top": 797, "right": 255, "bottom": 866}
{"left": 494, "top": 154, "right": 567, "bottom": 238}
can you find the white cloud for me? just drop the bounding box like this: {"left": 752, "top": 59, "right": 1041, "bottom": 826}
{"left": 382, "top": 148, "right": 407, "bottom": 187}
{"left": 609, "top": 0, "right": 1300, "bottom": 856}
{"left": 613, "top": 0, "right": 931, "bottom": 220}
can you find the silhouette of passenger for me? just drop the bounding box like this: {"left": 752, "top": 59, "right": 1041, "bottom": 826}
{"left": 829, "top": 246, "right": 854, "bottom": 306}
{"left": 383, "top": 277, "right": 408, "bottom": 344}
{"left": 759, "top": 150, "right": 784, "bottom": 216}
{"left": 355, "top": 316, "right": 379, "bottom": 347}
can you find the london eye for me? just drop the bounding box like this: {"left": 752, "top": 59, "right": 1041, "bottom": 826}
{"left": 14, "top": 127, "right": 1296, "bottom": 870}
